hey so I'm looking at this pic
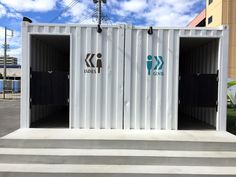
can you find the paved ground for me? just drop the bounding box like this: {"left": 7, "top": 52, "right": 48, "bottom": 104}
{"left": 0, "top": 99, "right": 20, "bottom": 137}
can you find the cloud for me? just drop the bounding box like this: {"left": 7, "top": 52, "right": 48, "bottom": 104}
{"left": 0, "top": 0, "right": 57, "bottom": 12}
{"left": 0, "top": 3, "right": 22, "bottom": 19}
{"left": 54, "top": 0, "right": 102, "bottom": 23}
{"left": 105, "top": 0, "right": 203, "bottom": 26}
{"left": 60, "top": 0, "right": 90, "bottom": 23}
{"left": 121, "top": 0, "right": 147, "bottom": 13}
{"left": 142, "top": 0, "right": 200, "bottom": 26}
{"left": 0, "top": 3, "right": 6, "bottom": 17}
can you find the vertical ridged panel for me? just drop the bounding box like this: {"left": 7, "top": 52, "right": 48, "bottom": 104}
{"left": 125, "top": 27, "right": 223, "bottom": 130}
{"left": 125, "top": 29, "right": 174, "bottom": 129}
{"left": 23, "top": 24, "right": 226, "bottom": 130}
{"left": 75, "top": 26, "right": 125, "bottom": 129}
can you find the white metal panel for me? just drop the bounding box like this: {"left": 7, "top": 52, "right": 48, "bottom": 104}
{"left": 73, "top": 26, "right": 125, "bottom": 129}
{"left": 124, "top": 28, "right": 178, "bottom": 130}
{"left": 124, "top": 26, "right": 226, "bottom": 130}
{"left": 22, "top": 23, "right": 125, "bottom": 129}
{"left": 21, "top": 23, "right": 228, "bottom": 131}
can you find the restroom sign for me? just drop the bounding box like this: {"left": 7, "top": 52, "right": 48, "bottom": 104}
{"left": 84, "top": 53, "right": 102, "bottom": 74}
{"left": 146, "top": 55, "right": 164, "bottom": 76}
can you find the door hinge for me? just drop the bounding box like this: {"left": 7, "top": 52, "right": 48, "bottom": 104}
{"left": 30, "top": 67, "right": 32, "bottom": 79}
{"left": 216, "top": 69, "right": 219, "bottom": 82}
{"left": 216, "top": 100, "right": 218, "bottom": 112}
{"left": 30, "top": 98, "right": 32, "bottom": 109}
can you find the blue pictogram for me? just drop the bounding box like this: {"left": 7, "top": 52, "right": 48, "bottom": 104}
{"left": 147, "top": 55, "right": 153, "bottom": 75}
{"left": 146, "top": 55, "right": 164, "bottom": 76}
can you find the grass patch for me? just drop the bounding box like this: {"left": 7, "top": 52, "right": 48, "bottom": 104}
{"left": 227, "top": 107, "right": 236, "bottom": 135}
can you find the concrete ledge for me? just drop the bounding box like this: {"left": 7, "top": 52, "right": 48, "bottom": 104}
{"left": 0, "top": 164, "right": 236, "bottom": 175}
{"left": 2, "top": 129, "right": 236, "bottom": 142}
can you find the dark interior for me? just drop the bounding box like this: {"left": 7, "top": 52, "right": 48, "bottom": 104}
{"left": 178, "top": 37, "right": 219, "bottom": 130}
{"left": 30, "top": 35, "right": 70, "bottom": 128}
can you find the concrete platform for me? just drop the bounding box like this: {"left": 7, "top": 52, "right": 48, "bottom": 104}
{"left": 2, "top": 128, "right": 236, "bottom": 142}
{"left": 1, "top": 129, "right": 236, "bottom": 176}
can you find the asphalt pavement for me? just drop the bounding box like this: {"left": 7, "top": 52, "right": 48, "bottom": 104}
{"left": 0, "top": 99, "right": 20, "bottom": 137}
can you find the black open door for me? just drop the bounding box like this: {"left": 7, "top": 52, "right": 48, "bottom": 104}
{"left": 30, "top": 35, "right": 70, "bottom": 128}
{"left": 179, "top": 73, "right": 218, "bottom": 108}
{"left": 178, "top": 37, "right": 219, "bottom": 130}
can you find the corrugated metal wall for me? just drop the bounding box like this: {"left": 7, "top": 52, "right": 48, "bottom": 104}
{"left": 27, "top": 25, "right": 125, "bottom": 129}
{"left": 72, "top": 26, "right": 125, "bottom": 129}
{"left": 124, "top": 28, "right": 179, "bottom": 130}
{"left": 124, "top": 27, "right": 223, "bottom": 130}
{"left": 22, "top": 23, "right": 227, "bottom": 130}
{"left": 179, "top": 39, "right": 219, "bottom": 127}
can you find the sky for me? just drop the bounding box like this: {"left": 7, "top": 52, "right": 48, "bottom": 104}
{"left": 0, "top": 0, "right": 205, "bottom": 64}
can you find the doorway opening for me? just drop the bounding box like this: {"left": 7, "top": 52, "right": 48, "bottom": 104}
{"left": 30, "top": 35, "right": 70, "bottom": 128}
{"left": 178, "top": 37, "right": 219, "bottom": 130}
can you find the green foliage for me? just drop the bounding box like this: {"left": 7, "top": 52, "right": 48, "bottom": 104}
{"left": 228, "top": 80, "right": 236, "bottom": 88}
{"left": 227, "top": 108, "right": 236, "bottom": 135}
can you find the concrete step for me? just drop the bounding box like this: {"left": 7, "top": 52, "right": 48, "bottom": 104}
{"left": 1, "top": 139, "right": 236, "bottom": 151}
{"left": 0, "top": 164, "right": 236, "bottom": 177}
{"left": 2, "top": 129, "right": 236, "bottom": 151}
{"left": 0, "top": 148, "right": 236, "bottom": 166}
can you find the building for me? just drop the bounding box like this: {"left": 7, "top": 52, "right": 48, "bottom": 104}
{"left": 188, "top": 9, "right": 206, "bottom": 27}
{"left": 0, "top": 65, "right": 21, "bottom": 80}
{"left": 188, "top": 0, "right": 236, "bottom": 79}
{"left": 0, "top": 56, "right": 18, "bottom": 65}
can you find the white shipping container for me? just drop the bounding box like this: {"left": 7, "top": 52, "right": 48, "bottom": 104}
{"left": 21, "top": 22, "right": 229, "bottom": 131}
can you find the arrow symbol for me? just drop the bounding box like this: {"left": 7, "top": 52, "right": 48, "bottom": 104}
{"left": 85, "top": 53, "right": 95, "bottom": 67}
{"left": 158, "top": 56, "right": 164, "bottom": 70}
{"left": 154, "top": 56, "right": 164, "bottom": 71}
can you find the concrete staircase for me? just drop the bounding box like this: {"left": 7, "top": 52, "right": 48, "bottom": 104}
{"left": 0, "top": 129, "right": 236, "bottom": 177}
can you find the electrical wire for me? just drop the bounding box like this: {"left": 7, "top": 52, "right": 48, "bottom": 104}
{"left": 49, "top": 0, "right": 79, "bottom": 23}
{"left": 50, "top": 0, "right": 77, "bottom": 22}
{"left": 76, "top": 9, "right": 97, "bottom": 24}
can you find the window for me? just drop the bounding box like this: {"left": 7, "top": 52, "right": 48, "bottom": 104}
{"left": 209, "top": 0, "right": 213, "bottom": 5}
{"left": 208, "top": 16, "right": 213, "bottom": 24}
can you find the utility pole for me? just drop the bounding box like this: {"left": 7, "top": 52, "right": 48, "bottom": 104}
{"left": 93, "top": 0, "right": 106, "bottom": 25}
{"left": 3, "top": 27, "right": 7, "bottom": 99}
{"left": 2, "top": 27, "right": 13, "bottom": 99}
{"left": 98, "top": 0, "right": 102, "bottom": 25}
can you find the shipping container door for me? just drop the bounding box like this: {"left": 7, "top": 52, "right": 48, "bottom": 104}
{"left": 30, "top": 35, "right": 70, "bottom": 128}
{"left": 178, "top": 38, "right": 219, "bottom": 130}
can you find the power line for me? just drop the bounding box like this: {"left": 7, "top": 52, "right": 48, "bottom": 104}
{"left": 50, "top": 0, "right": 77, "bottom": 22}
{"left": 77, "top": 9, "right": 97, "bottom": 23}
{"left": 49, "top": 0, "right": 79, "bottom": 23}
